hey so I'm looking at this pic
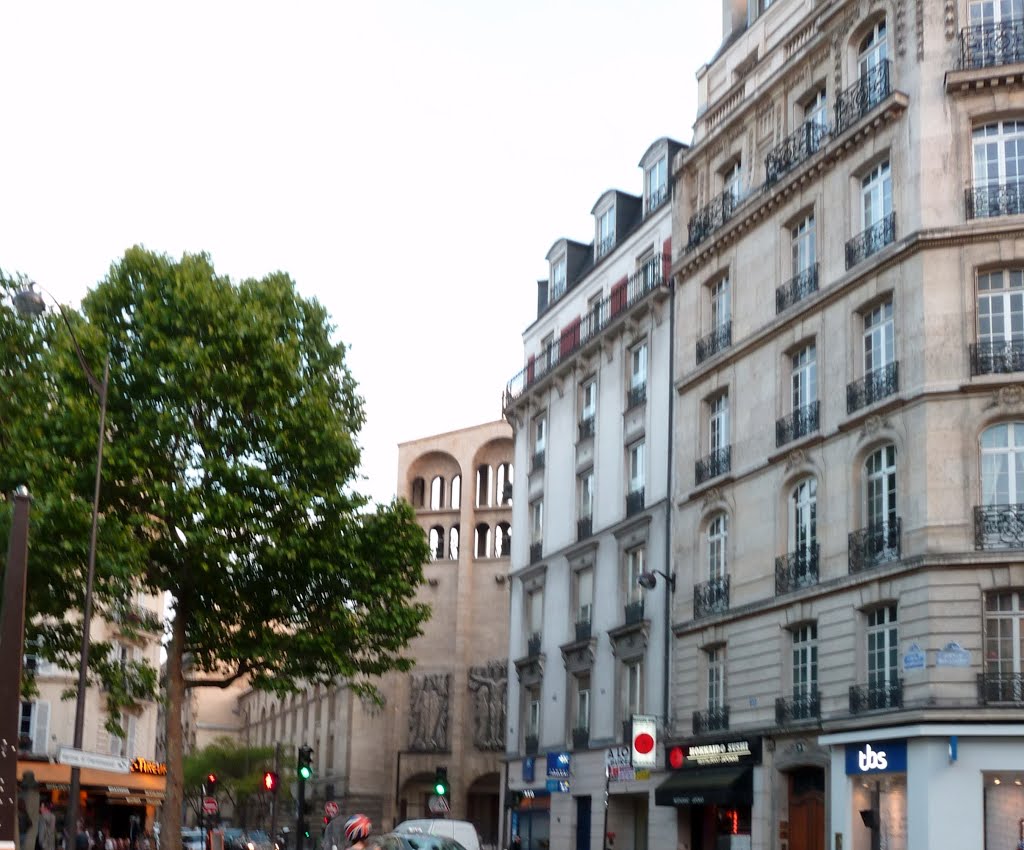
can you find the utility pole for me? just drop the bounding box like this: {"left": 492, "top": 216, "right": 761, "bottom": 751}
{"left": 269, "top": 743, "right": 282, "bottom": 844}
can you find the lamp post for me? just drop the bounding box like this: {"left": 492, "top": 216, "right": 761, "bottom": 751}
{"left": 15, "top": 284, "right": 110, "bottom": 849}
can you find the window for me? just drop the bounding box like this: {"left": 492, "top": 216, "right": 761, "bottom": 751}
{"left": 858, "top": 19, "right": 888, "bottom": 78}
{"left": 530, "top": 499, "right": 543, "bottom": 544}
{"left": 448, "top": 526, "right": 459, "bottom": 560}
{"left": 708, "top": 514, "right": 728, "bottom": 581}
{"left": 723, "top": 161, "right": 742, "bottom": 203}
{"left": 476, "top": 465, "right": 492, "bottom": 508}
{"left": 977, "top": 269, "right": 1024, "bottom": 359}
{"left": 984, "top": 591, "right": 1024, "bottom": 686}
{"left": 526, "top": 687, "right": 541, "bottom": 738}
{"left": 576, "top": 568, "right": 593, "bottom": 625}
{"left": 647, "top": 157, "right": 668, "bottom": 211}
{"left": 533, "top": 414, "right": 547, "bottom": 465}
{"left": 429, "top": 526, "right": 444, "bottom": 560}
{"left": 528, "top": 589, "right": 544, "bottom": 637}
{"left": 628, "top": 441, "right": 645, "bottom": 495}
{"left": 623, "top": 660, "right": 643, "bottom": 718}
{"left": 496, "top": 463, "right": 513, "bottom": 505}
{"left": 474, "top": 523, "right": 491, "bottom": 558}
{"left": 578, "top": 469, "right": 594, "bottom": 520}
{"left": 707, "top": 647, "right": 725, "bottom": 710}
{"left": 711, "top": 276, "right": 731, "bottom": 328}
{"left": 861, "top": 160, "right": 892, "bottom": 230}
{"left": 430, "top": 476, "right": 445, "bottom": 510}
{"left": 581, "top": 378, "right": 597, "bottom": 426}
{"left": 969, "top": 1, "right": 1024, "bottom": 65}
{"left": 587, "top": 292, "right": 603, "bottom": 334}
{"left": 495, "top": 521, "right": 511, "bottom": 557}
{"left": 792, "top": 344, "right": 817, "bottom": 411}
{"left": 598, "top": 206, "right": 616, "bottom": 257}
{"left": 575, "top": 675, "right": 591, "bottom": 731}
{"left": 865, "top": 444, "right": 897, "bottom": 528}
{"left": 973, "top": 122, "right": 1024, "bottom": 216}
{"left": 792, "top": 214, "right": 816, "bottom": 275}
{"left": 411, "top": 478, "right": 425, "bottom": 507}
{"left": 450, "top": 475, "right": 461, "bottom": 509}
{"left": 864, "top": 300, "right": 895, "bottom": 373}
{"left": 867, "top": 605, "right": 898, "bottom": 689}
{"left": 551, "top": 257, "right": 567, "bottom": 302}
{"left": 981, "top": 423, "right": 1024, "bottom": 505}
{"left": 790, "top": 478, "right": 818, "bottom": 555}
{"left": 710, "top": 393, "right": 729, "bottom": 453}
{"left": 804, "top": 89, "right": 827, "bottom": 129}
{"left": 630, "top": 342, "right": 648, "bottom": 391}
{"left": 18, "top": 700, "right": 49, "bottom": 754}
{"left": 792, "top": 623, "right": 818, "bottom": 698}
{"left": 626, "top": 546, "right": 646, "bottom": 605}
{"left": 971, "top": 0, "right": 1024, "bottom": 26}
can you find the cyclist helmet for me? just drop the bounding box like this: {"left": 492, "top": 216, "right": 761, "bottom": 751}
{"left": 344, "top": 814, "right": 372, "bottom": 845}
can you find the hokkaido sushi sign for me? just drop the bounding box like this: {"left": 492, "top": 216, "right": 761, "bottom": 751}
{"left": 670, "top": 738, "right": 762, "bottom": 769}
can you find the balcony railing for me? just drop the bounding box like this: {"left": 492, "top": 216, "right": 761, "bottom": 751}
{"left": 970, "top": 339, "right": 1024, "bottom": 375}
{"left": 775, "top": 545, "right": 820, "bottom": 595}
{"left": 627, "top": 382, "right": 647, "bottom": 409}
{"left": 974, "top": 503, "right": 1024, "bottom": 550}
{"left": 696, "top": 320, "right": 732, "bottom": 363}
{"left": 845, "top": 212, "right": 896, "bottom": 269}
{"left": 694, "top": 576, "right": 729, "bottom": 618}
{"left": 775, "top": 689, "right": 821, "bottom": 725}
{"left": 977, "top": 671, "right": 1024, "bottom": 705}
{"left": 965, "top": 179, "right": 1024, "bottom": 219}
{"left": 624, "top": 599, "right": 645, "bottom": 625}
{"left": 527, "top": 633, "right": 542, "bottom": 657}
{"left": 834, "top": 60, "right": 891, "bottom": 136}
{"left": 765, "top": 121, "right": 829, "bottom": 185}
{"left": 626, "top": 488, "right": 645, "bottom": 517}
{"left": 575, "top": 620, "right": 592, "bottom": 642}
{"left": 775, "top": 264, "right": 819, "bottom": 314}
{"left": 524, "top": 735, "right": 539, "bottom": 755}
{"left": 693, "top": 706, "right": 730, "bottom": 735}
{"left": 531, "top": 450, "right": 545, "bottom": 473}
{"left": 648, "top": 184, "right": 669, "bottom": 215}
{"left": 578, "top": 416, "right": 595, "bottom": 440}
{"left": 849, "top": 679, "right": 903, "bottom": 713}
{"left": 775, "top": 401, "right": 820, "bottom": 447}
{"left": 505, "top": 254, "right": 669, "bottom": 407}
{"left": 848, "top": 519, "right": 902, "bottom": 574}
{"left": 529, "top": 542, "right": 542, "bottom": 564}
{"left": 846, "top": 362, "right": 899, "bottom": 414}
{"left": 959, "top": 18, "right": 1024, "bottom": 69}
{"left": 572, "top": 726, "right": 591, "bottom": 749}
{"left": 695, "top": 446, "right": 731, "bottom": 485}
{"left": 597, "top": 235, "right": 616, "bottom": 259}
{"left": 687, "top": 188, "right": 738, "bottom": 250}
{"left": 577, "top": 516, "right": 593, "bottom": 541}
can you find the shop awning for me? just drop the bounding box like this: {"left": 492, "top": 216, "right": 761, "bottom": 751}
{"left": 654, "top": 765, "right": 753, "bottom": 807}
{"left": 17, "top": 761, "right": 166, "bottom": 800}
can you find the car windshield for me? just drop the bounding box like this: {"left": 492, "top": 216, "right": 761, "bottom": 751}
{"left": 248, "top": 833, "right": 270, "bottom": 841}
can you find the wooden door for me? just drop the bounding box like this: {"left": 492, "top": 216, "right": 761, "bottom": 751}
{"left": 788, "top": 768, "right": 825, "bottom": 850}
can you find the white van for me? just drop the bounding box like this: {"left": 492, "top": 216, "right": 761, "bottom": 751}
{"left": 394, "top": 820, "right": 481, "bottom": 850}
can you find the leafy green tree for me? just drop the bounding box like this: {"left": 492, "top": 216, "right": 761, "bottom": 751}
{"left": 183, "top": 738, "right": 280, "bottom": 828}
{"left": 1, "top": 249, "right": 431, "bottom": 850}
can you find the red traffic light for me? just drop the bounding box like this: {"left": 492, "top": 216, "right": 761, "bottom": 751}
{"left": 262, "top": 771, "right": 279, "bottom": 792}
{"left": 207, "top": 773, "right": 217, "bottom": 784}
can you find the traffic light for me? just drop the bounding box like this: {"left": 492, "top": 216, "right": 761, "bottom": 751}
{"left": 303, "top": 829, "right": 311, "bottom": 841}
{"left": 433, "top": 766, "right": 449, "bottom": 797}
{"left": 262, "top": 771, "right": 279, "bottom": 793}
{"left": 205, "top": 773, "right": 218, "bottom": 794}
{"left": 298, "top": 745, "right": 313, "bottom": 781}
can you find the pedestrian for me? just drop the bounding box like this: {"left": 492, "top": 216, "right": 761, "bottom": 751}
{"left": 74, "top": 821, "right": 90, "bottom": 850}
{"left": 18, "top": 799, "right": 33, "bottom": 850}
{"left": 37, "top": 802, "right": 56, "bottom": 850}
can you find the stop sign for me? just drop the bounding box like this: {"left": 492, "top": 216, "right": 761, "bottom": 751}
{"left": 324, "top": 801, "right": 339, "bottom": 820}
{"left": 203, "top": 796, "right": 218, "bottom": 815}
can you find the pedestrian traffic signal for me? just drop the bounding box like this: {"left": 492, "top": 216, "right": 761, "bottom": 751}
{"left": 303, "top": 829, "right": 311, "bottom": 840}
{"left": 262, "top": 771, "right": 279, "bottom": 792}
{"left": 298, "top": 745, "right": 313, "bottom": 781}
{"left": 433, "top": 766, "right": 449, "bottom": 797}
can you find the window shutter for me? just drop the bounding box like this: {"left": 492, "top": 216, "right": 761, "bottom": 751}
{"left": 610, "top": 277, "right": 628, "bottom": 317}
{"left": 662, "top": 238, "right": 672, "bottom": 282}
{"left": 33, "top": 701, "right": 50, "bottom": 754}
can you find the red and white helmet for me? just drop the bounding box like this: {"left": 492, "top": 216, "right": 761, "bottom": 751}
{"left": 344, "top": 814, "right": 371, "bottom": 844}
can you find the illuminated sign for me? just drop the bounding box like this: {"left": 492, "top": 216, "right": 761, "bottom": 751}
{"left": 546, "top": 752, "right": 570, "bottom": 778}
{"left": 631, "top": 715, "right": 657, "bottom": 770}
{"left": 665, "top": 738, "right": 762, "bottom": 769}
{"left": 130, "top": 757, "right": 168, "bottom": 776}
{"left": 845, "top": 740, "right": 907, "bottom": 774}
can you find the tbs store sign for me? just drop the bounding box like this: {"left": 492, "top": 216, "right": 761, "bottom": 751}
{"left": 845, "top": 739, "right": 907, "bottom": 775}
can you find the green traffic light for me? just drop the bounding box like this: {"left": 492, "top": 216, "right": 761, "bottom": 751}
{"left": 434, "top": 782, "right": 446, "bottom": 795}
{"left": 299, "top": 765, "right": 312, "bottom": 781}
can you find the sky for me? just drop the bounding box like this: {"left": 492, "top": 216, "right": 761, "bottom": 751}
{"left": 0, "top": 1, "right": 721, "bottom": 507}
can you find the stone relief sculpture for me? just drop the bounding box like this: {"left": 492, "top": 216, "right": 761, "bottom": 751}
{"left": 409, "top": 672, "right": 450, "bottom": 751}
{"left": 468, "top": 661, "right": 507, "bottom": 751}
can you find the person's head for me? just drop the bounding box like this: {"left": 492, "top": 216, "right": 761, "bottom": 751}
{"left": 343, "top": 815, "right": 371, "bottom": 847}
{"left": 40, "top": 801, "right": 51, "bottom": 814}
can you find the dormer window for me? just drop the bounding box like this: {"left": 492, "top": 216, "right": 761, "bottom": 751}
{"left": 597, "top": 206, "right": 616, "bottom": 259}
{"left": 646, "top": 157, "right": 668, "bottom": 213}
{"left": 551, "top": 258, "right": 567, "bottom": 302}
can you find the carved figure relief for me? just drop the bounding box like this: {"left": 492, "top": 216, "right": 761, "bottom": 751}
{"left": 408, "top": 672, "right": 451, "bottom": 752}
{"left": 987, "top": 386, "right": 1024, "bottom": 408}
{"left": 468, "top": 661, "right": 508, "bottom": 752}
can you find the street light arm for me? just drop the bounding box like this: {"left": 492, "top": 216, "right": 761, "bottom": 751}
{"left": 54, "top": 302, "right": 103, "bottom": 397}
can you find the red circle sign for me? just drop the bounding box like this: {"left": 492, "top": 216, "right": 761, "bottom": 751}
{"left": 634, "top": 733, "right": 655, "bottom": 754}
{"left": 325, "top": 801, "right": 339, "bottom": 819}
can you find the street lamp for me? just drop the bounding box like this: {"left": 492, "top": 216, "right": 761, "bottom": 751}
{"left": 15, "top": 283, "right": 110, "bottom": 848}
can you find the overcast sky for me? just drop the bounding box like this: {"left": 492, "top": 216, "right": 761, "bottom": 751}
{"left": 0, "top": 1, "right": 721, "bottom": 506}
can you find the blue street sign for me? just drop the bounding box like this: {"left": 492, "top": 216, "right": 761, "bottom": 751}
{"left": 545, "top": 779, "right": 570, "bottom": 793}
{"left": 546, "top": 751, "right": 571, "bottom": 778}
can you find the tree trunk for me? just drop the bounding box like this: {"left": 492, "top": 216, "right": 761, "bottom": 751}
{"left": 160, "top": 608, "right": 188, "bottom": 850}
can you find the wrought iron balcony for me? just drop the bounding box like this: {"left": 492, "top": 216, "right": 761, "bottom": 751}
{"left": 849, "top": 679, "right": 903, "bottom": 713}
{"left": 776, "top": 264, "right": 819, "bottom": 314}
{"left": 577, "top": 516, "right": 593, "bottom": 541}
{"left": 845, "top": 212, "right": 896, "bottom": 269}
{"left": 529, "top": 542, "right": 542, "bottom": 564}
{"left": 597, "top": 235, "right": 616, "bottom": 259}
{"left": 775, "top": 689, "right": 821, "bottom": 725}
{"left": 693, "top": 706, "right": 729, "bottom": 735}
{"left": 974, "top": 503, "right": 1024, "bottom": 550}
{"left": 958, "top": 18, "right": 1024, "bottom": 69}
{"left": 848, "top": 519, "right": 901, "bottom": 573}
{"left": 846, "top": 362, "right": 899, "bottom": 414}
{"left": 775, "top": 401, "right": 820, "bottom": 447}
{"left": 687, "top": 188, "right": 738, "bottom": 250}
{"left": 574, "top": 620, "right": 592, "bottom": 642}
{"left": 977, "top": 671, "right": 1024, "bottom": 705}
{"left": 527, "top": 632, "right": 542, "bottom": 657}
{"left": 624, "top": 599, "right": 645, "bottom": 625}
{"left": 578, "top": 416, "right": 595, "bottom": 440}
{"left": 695, "top": 446, "right": 731, "bottom": 485}
{"left": 572, "top": 726, "right": 591, "bottom": 749}
{"left": 965, "top": 179, "right": 1024, "bottom": 219}
{"left": 834, "top": 60, "right": 891, "bottom": 136}
{"left": 523, "top": 735, "right": 539, "bottom": 755}
{"left": 765, "top": 121, "right": 829, "bottom": 185}
{"left": 648, "top": 184, "right": 669, "bottom": 214}
{"left": 694, "top": 576, "right": 729, "bottom": 618}
{"left": 970, "top": 340, "right": 1024, "bottom": 375}
{"left": 775, "top": 545, "right": 820, "bottom": 595}
{"left": 626, "top": 488, "right": 645, "bottom": 517}
{"left": 696, "top": 320, "right": 732, "bottom": 363}
{"left": 627, "top": 382, "right": 647, "bottom": 408}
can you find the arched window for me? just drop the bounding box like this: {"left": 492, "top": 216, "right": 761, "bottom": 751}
{"left": 789, "top": 478, "right": 818, "bottom": 553}
{"left": 269, "top": 705, "right": 277, "bottom": 739}
{"left": 450, "top": 475, "right": 462, "bottom": 509}
{"left": 448, "top": 526, "right": 460, "bottom": 560}
{"left": 707, "top": 513, "right": 728, "bottom": 580}
{"left": 858, "top": 18, "right": 887, "bottom": 77}
{"left": 495, "top": 522, "right": 512, "bottom": 557}
{"left": 475, "top": 523, "right": 491, "bottom": 558}
{"left": 981, "top": 423, "right": 1024, "bottom": 505}
{"left": 260, "top": 707, "right": 267, "bottom": 745}
{"left": 429, "top": 526, "right": 444, "bottom": 560}
{"left": 430, "top": 476, "right": 446, "bottom": 510}
{"left": 476, "top": 465, "right": 492, "bottom": 508}
{"left": 497, "top": 463, "right": 514, "bottom": 505}
{"left": 865, "top": 445, "right": 897, "bottom": 528}
{"left": 411, "top": 477, "right": 425, "bottom": 508}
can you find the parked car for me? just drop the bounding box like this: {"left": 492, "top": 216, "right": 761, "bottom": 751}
{"left": 181, "top": 828, "right": 205, "bottom": 850}
{"left": 376, "top": 834, "right": 467, "bottom": 850}
{"left": 394, "top": 821, "right": 480, "bottom": 850}
{"left": 223, "top": 829, "right": 274, "bottom": 850}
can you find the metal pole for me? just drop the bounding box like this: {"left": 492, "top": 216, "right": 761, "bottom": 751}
{"left": 600, "top": 768, "right": 610, "bottom": 850}
{"left": 65, "top": 354, "right": 110, "bottom": 850}
{"left": 0, "top": 488, "right": 32, "bottom": 849}
{"left": 269, "top": 743, "right": 281, "bottom": 844}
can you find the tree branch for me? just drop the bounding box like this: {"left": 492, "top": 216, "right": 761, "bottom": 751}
{"left": 184, "top": 662, "right": 251, "bottom": 690}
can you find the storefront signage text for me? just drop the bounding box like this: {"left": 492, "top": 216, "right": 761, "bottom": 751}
{"left": 546, "top": 752, "right": 570, "bottom": 778}
{"left": 674, "top": 738, "right": 762, "bottom": 768}
{"left": 845, "top": 740, "right": 907, "bottom": 775}
{"left": 130, "top": 757, "right": 168, "bottom": 776}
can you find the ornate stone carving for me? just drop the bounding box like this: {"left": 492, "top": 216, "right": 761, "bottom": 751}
{"left": 944, "top": 0, "right": 957, "bottom": 41}
{"left": 860, "top": 415, "right": 888, "bottom": 438}
{"left": 987, "top": 386, "right": 1024, "bottom": 408}
{"left": 408, "top": 672, "right": 451, "bottom": 752}
{"left": 916, "top": 0, "right": 925, "bottom": 59}
{"left": 468, "top": 661, "right": 507, "bottom": 752}
{"left": 786, "top": 449, "right": 806, "bottom": 471}
{"left": 702, "top": 487, "right": 723, "bottom": 509}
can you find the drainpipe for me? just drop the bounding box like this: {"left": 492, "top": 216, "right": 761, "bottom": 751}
{"left": 662, "top": 260, "right": 676, "bottom": 729}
